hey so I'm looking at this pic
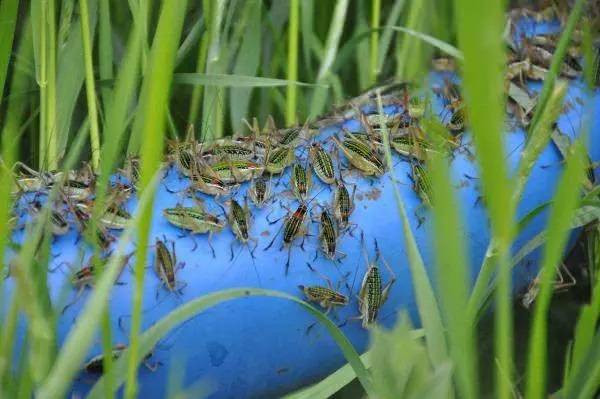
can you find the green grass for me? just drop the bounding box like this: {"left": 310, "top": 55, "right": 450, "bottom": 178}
{"left": 1, "top": 1, "right": 599, "bottom": 398}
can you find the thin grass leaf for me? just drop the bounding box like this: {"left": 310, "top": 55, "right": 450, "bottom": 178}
{"left": 525, "top": 139, "right": 587, "bottom": 399}
{"left": 175, "top": 15, "right": 203, "bottom": 67}
{"left": 376, "top": 0, "right": 406, "bottom": 73}
{"left": 0, "top": 0, "right": 19, "bottom": 107}
{"left": 87, "top": 288, "right": 375, "bottom": 399}
{"left": 406, "top": 362, "right": 454, "bottom": 399}
{"left": 125, "top": 2, "right": 188, "bottom": 397}
{"left": 98, "top": 0, "right": 113, "bottom": 109}
{"left": 375, "top": 94, "right": 449, "bottom": 367}
{"left": 353, "top": 2, "right": 370, "bottom": 91}
{"left": 308, "top": 0, "right": 349, "bottom": 119}
{"left": 174, "top": 73, "right": 324, "bottom": 87}
{"left": 300, "top": 0, "right": 315, "bottom": 80}
{"left": 561, "top": 326, "right": 600, "bottom": 397}
{"left": 426, "top": 118, "right": 478, "bottom": 399}
{"left": 369, "top": 0, "right": 381, "bottom": 85}
{"left": 389, "top": 25, "right": 463, "bottom": 60}
{"left": 79, "top": 0, "right": 101, "bottom": 172}
{"left": 230, "top": 0, "right": 261, "bottom": 132}
{"left": 285, "top": 0, "right": 299, "bottom": 125}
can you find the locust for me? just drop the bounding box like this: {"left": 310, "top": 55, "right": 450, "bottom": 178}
{"left": 411, "top": 162, "right": 433, "bottom": 207}
{"left": 205, "top": 141, "right": 254, "bottom": 161}
{"left": 264, "top": 190, "right": 323, "bottom": 274}
{"left": 121, "top": 156, "right": 141, "bottom": 187}
{"left": 332, "top": 178, "right": 355, "bottom": 231}
{"left": 10, "top": 161, "right": 62, "bottom": 194}
{"left": 299, "top": 264, "right": 348, "bottom": 314}
{"left": 70, "top": 204, "right": 115, "bottom": 250}
{"left": 75, "top": 201, "right": 131, "bottom": 230}
{"left": 316, "top": 207, "right": 344, "bottom": 261}
{"left": 30, "top": 200, "right": 69, "bottom": 236}
{"left": 58, "top": 179, "right": 93, "bottom": 201}
{"left": 355, "top": 238, "right": 396, "bottom": 328}
{"left": 225, "top": 198, "right": 258, "bottom": 261}
{"left": 522, "top": 263, "right": 576, "bottom": 309}
{"left": 154, "top": 236, "right": 185, "bottom": 294}
{"left": 84, "top": 344, "right": 158, "bottom": 374}
{"left": 189, "top": 171, "right": 230, "bottom": 197}
{"left": 162, "top": 205, "right": 225, "bottom": 256}
{"left": 248, "top": 176, "right": 271, "bottom": 208}
{"left": 308, "top": 142, "right": 336, "bottom": 185}
{"left": 264, "top": 145, "right": 294, "bottom": 174}
{"left": 447, "top": 106, "right": 467, "bottom": 132}
{"left": 390, "top": 130, "right": 432, "bottom": 161}
{"left": 210, "top": 160, "right": 264, "bottom": 184}
{"left": 332, "top": 133, "right": 384, "bottom": 176}
{"left": 291, "top": 163, "right": 312, "bottom": 201}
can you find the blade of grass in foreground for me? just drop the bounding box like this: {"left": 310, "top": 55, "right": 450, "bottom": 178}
{"left": 426, "top": 118, "right": 477, "bottom": 399}
{"left": 125, "top": 2, "right": 188, "bottom": 398}
{"left": 375, "top": 94, "right": 449, "bottom": 367}
{"left": 452, "top": 1, "right": 510, "bottom": 397}
{"left": 0, "top": 0, "right": 19, "bottom": 107}
{"left": 87, "top": 289, "right": 375, "bottom": 399}
{"left": 173, "top": 73, "right": 324, "bottom": 88}
{"left": 525, "top": 139, "right": 586, "bottom": 399}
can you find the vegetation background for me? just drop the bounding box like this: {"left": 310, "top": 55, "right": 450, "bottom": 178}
{"left": 0, "top": 0, "right": 599, "bottom": 398}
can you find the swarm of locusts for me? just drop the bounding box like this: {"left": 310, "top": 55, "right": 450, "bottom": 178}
{"left": 3, "top": 6, "right": 597, "bottom": 373}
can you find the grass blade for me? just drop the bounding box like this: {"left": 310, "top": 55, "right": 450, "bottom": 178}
{"left": 369, "top": 0, "right": 381, "bottom": 85}
{"left": 87, "top": 288, "right": 376, "bottom": 399}
{"left": 308, "top": 0, "right": 349, "bottom": 119}
{"left": 375, "top": 94, "right": 449, "bottom": 367}
{"left": 174, "top": 72, "right": 325, "bottom": 88}
{"left": 98, "top": 0, "right": 113, "bottom": 109}
{"left": 426, "top": 119, "right": 478, "bottom": 399}
{"left": 230, "top": 0, "right": 261, "bottom": 132}
{"left": 125, "top": 2, "right": 188, "bottom": 397}
{"left": 376, "top": 0, "right": 405, "bottom": 73}
{"left": 525, "top": 140, "right": 587, "bottom": 399}
{"left": 0, "top": 0, "right": 19, "bottom": 107}
{"left": 286, "top": 0, "right": 299, "bottom": 125}
{"left": 79, "top": 0, "right": 101, "bottom": 172}
{"left": 389, "top": 26, "right": 463, "bottom": 60}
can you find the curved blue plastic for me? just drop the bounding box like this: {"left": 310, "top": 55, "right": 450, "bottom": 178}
{"left": 4, "top": 22, "right": 600, "bottom": 398}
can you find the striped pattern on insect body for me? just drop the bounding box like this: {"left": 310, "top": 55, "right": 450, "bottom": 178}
{"left": 154, "top": 237, "right": 184, "bottom": 293}
{"left": 248, "top": 176, "right": 271, "bottom": 208}
{"left": 58, "top": 179, "right": 92, "bottom": 201}
{"left": 390, "top": 129, "right": 431, "bottom": 161}
{"left": 299, "top": 284, "right": 348, "bottom": 314}
{"left": 10, "top": 161, "right": 62, "bottom": 195}
{"left": 333, "top": 179, "right": 355, "bottom": 231}
{"left": 121, "top": 156, "right": 141, "bottom": 187}
{"left": 317, "top": 207, "right": 344, "bottom": 261}
{"left": 357, "top": 244, "right": 396, "bottom": 328}
{"left": 162, "top": 205, "right": 225, "bottom": 256}
{"left": 265, "top": 146, "right": 294, "bottom": 174}
{"left": 101, "top": 203, "right": 131, "bottom": 230}
{"left": 207, "top": 142, "right": 254, "bottom": 161}
{"left": 190, "top": 171, "right": 229, "bottom": 197}
{"left": 411, "top": 162, "right": 433, "bottom": 207}
{"left": 226, "top": 198, "right": 259, "bottom": 261}
{"left": 447, "top": 106, "right": 467, "bottom": 132}
{"left": 211, "top": 160, "right": 264, "bottom": 184}
{"left": 308, "top": 142, "right": 336, "bottom": 184}
{"left": 291, "top": 163, "right": 312, "bottom": 201}
{"left": 332, "top": 133, "right": 384, "bottom": 176}
{"left": 407, "top": 95, "right": 425, "bottom": 119}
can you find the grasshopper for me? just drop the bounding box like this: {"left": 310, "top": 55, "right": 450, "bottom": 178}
{"left": 248, "top": 175, "right": 271, "bottom": 208}
{"left": 264, "top": 145, "right": 294, "bottom": 174}
{"left": 154, "top": 236, "right": 186, "bottom": 294}
{"left": 299, "top": 264, "right": 349, "bottom": 313}
{"left": 210, "top": 159, "right": 264, "bottom": 184}
{"left": 308, "top": 142, "right": 336, "bottom": 185}
{"left": 30, "top": 200, "right": 70, "bottom": 236}
{"left": 84, "top": 344, "right": 158, "bottom": 374}
{"left": 10, "top": 161, "right": 62, "bottom": 194}
{"left": 411, "top": 161, "right": 433, "bottom": 207}
{"left": 162, "top": 205, "right": 225, "bottom": 256}
{"left": 205, "top": 141, "right": 254, "bottom": 161}
{"left": 189, "top": 170, "right": 230, "bottom": 197}
{"left": 447, "top": 106, "right": 467, "bottom": 133}
{"left": 331, "top": 132, "right": 384, "bottom": 176}
{"left": 355, "top": 237, "right": 396, "bottom": 328}
{"left": 291, "top": 163, "right": 312, "bottom": 201}
{"left": 332, "top": 178, "right": 356, "bottom": 232}
{"left": 264, "top": 190, "right": 323, "bottom": 274}
{"left": 316, "top": 206, "right": 345, "bottom": 261}
{"left": 57, "top": 179, "right": 93, "bottom": 202}
{"left": 120, "top": 156, "right": 141, "bottom": 187}
{"left": 522, "top": 263, "right": 576, "bottom": 309}
{"left": 74, "top": 201, "right": 131, "bottom": 230}
{"left": 225, "top": 198, "right": 258, "bottom": 261}
{"left": 390, "top": 128, "right": 432, "bottom": 161}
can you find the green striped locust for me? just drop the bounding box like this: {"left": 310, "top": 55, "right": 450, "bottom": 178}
{"left": 355, "top": 237, "right": 396, "bottom": 328}
{"left": 410, "top": 161, "right": 433, "bottom": 207}
{"left": 299, "top": 264, "right": 348, "bottom": 314}
{"left": 248, "top": 176, "right": 271, "bottom": 208}
{"left": 332, "top": 178, "right": 355, "bottom": 231}
{"left": 189, "top": 170, "right": 230, "bottom": 197}
{"left": 264, "top": 145, "right": 294, "bottom": 174}
{"left": 264, "top": 190, "right": 324, "bottom": 274}
{"left": 204, "top": 140, "right": 254, "bottom": 161}
{"left": 390, "top": 127, "right": 432, "bottom": 161}
{"left": 163, "top": 205, "right": 225, "bottom": 256}
{"left": 210, "top": 159, "right": 264, "bottom": 184}
{"left": 29, "top": 200, "right": 69, "bottom": 236}
{"left": 331, "top": 132, "right": 384, "bottom": 176}
{"left": 315, "top": 207, "right": 344, "bottom": 261}
{"left": 224, "top": 198, "right": 258, "bottom": 261}
{"left": 291, "top": 163, "right": 312, "bottom": 201}
{"left": 154, "top": 236, "right": 185, "bottom": 295}
{"left": 308, "top": 142, "right": 336, "bottom": 184}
